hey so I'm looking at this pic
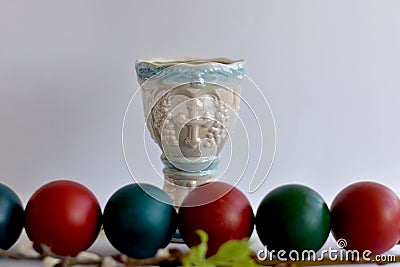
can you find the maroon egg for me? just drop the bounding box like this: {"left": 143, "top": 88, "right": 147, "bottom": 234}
{"left": 178, "top": 182, "right": 254, "bottom": 256}
{"left": 25, "top": 180, "right": 102, "bottom": 256}
{"left": 331, "top": 181, "right": 400, "bottom": 255}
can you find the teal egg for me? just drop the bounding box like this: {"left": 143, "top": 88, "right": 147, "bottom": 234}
{"left": 103, "top": 183, "right": 177, "bottom": 259}
{"left": 0, "top": 183, "right": 24, "bottom": 249}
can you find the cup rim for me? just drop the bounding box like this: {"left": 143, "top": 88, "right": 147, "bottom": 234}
{"left": 135, "top": 57, "right": 245, "bottom": 66}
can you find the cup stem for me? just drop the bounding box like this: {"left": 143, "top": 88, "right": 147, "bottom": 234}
{"left": 161, "top": 154, "right": 220, "bottom": 206}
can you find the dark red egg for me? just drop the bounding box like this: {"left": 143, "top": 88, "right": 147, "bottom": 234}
{"left": 331, "top": 181, "right": 400, "bottom": 255}
{"left": 25, "top": 180, "right": 102, "bottom": 256}
{"left": 178, "top": 182, "right": 254, "bottom": 256}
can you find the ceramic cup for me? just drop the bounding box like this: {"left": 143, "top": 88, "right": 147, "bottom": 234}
{"left": 135, "top": 58, "right": 245, "bottom": 205}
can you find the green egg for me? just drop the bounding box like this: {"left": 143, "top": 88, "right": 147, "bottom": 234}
{"left": 255, "top": 184, "right": 330, "bottom": 253}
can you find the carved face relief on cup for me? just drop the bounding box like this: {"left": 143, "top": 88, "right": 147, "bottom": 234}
{"left": 148, "top": 84, "right": 239, "bottom": 159}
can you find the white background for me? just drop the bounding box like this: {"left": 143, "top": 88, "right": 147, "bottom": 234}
{"left": 1, "top": 1, "right": 400, "bottom": 265}
{"left": 2, "top": 0, "right": 400, "bottom": 206}
{"left": 0, "top": 0, "right": 400, "bottom": 266}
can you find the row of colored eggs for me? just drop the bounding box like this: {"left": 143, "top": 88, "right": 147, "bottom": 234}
{"left": 0, "top": 180, "right": 399, "bottom": 259}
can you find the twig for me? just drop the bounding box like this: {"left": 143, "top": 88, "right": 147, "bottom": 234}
{"left": 256, "top": 255, "right": 400, "bottom": 266}
{"left": 2, "top": 245, "right": 400, "bottom": 266}
{"left": 0, "top": 246, "right": 184, "bottom": 267}
{"left": 0, "top": 248, "right": 44, "bottom": 260}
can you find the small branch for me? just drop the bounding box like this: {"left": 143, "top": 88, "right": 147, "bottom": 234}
{"left": 0, "top": 246, "right": 184, "bottom": 267}
{"left": 126, "top": 248, "right": 183, "bottom": 266}
{"left": 0, "top": 248, "right": 42, "bottom": 260}
{"left": 256, "top": 255, "right": 400, "bottom": 266}
{"left": 2, "top": 245, "right": 400, "bottom": 267}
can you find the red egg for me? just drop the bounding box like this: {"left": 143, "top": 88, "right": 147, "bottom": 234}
{"left": 25, "top": 180, "right": 102, "bottom": 256}
{"left": 331, "top": 181, "right": 400, "bottom": 255}
{"left": 178, "top": 182, "right": 254, "bottom": 256}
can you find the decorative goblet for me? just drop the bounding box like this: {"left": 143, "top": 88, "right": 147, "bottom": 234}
{"left": 135, "top": 58, "right": 245, "bottom": 206}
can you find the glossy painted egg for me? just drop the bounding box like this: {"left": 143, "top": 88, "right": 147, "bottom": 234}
{"left": 178, "top": 182, "right": 254, "bottom": 256}
{"left": 0, "top": 183, "right": 24, "bottom": 249}
{"left": 103, "top": 183, "right": 177, "bottom": 259}
{"left": 331, "top": 181, "right": 400, "bottom": 255}
{"left": 255, "top": 184, "right": 330, "bottom": 253}
{"left": 24, "top": 180, "right": 102, "bottom": 256}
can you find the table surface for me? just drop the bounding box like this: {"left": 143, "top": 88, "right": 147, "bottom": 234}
{"left": 1, "top": 232, "right": 400, "bottom": 267}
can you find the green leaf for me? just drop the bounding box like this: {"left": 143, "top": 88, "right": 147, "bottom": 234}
{"left": 181, "top": 230, "right": 260, "bottom": 267}
{"left": 181, "top": 230, "right": 214, "bottom": 267}
{"left": 208, "top": 238, "right": 260, "bottom": 267}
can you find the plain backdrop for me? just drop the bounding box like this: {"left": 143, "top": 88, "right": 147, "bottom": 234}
{"left": 1, "top": 0, "right": 400, "bottom": 210}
